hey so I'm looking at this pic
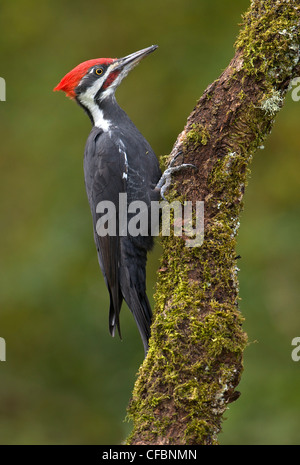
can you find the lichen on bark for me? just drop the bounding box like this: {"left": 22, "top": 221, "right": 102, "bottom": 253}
{"left": 126, "top": 0, "right": 300, "bottom": 445}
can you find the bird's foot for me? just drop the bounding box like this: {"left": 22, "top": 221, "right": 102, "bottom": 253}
{"left": 156, "top": 151, "right": 196, "bottom": 200}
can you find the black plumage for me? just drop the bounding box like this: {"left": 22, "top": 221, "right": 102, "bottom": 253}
{"left": 83, "top": 97, "right": 161, "bottom": 353}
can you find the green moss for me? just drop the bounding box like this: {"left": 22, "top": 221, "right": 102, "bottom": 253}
{"left": 126, "top": 163, "right": 247, "bottom": 441}
{"left": 127, "top": 219, "right": 247, "bottom": 443}
{"left": 238, "top": 89, "right": 246, "bottom": 101}
{"left": 127, "top": 143, "right": 249, "bottom": 443}
{"left": 235, "top": 0, "right": 300, "bottom": 88}
{"left": 184, "top": 418, "right": 217, "bottom": 445}
{"left": 184, "top": 123, "right": 210, "bottom": 150}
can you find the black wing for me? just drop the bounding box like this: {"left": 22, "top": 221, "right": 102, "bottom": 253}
{"left": 84, "top": 127, "right": 126, "bottom": 338}
{"left": 84, "top": 124, "right": 162, "bottom": 353}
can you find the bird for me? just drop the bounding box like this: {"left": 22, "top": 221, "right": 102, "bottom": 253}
{"left": 54, "top": 46, "right": 162, "bottom": 354}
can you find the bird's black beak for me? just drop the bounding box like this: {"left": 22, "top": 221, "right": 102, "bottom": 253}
{"left": 113, "top": 45, "right": 158, "bottom": 73}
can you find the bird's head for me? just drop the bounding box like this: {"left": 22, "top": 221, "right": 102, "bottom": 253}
{"left": 54, "top": 45, "right": 158, "bottom": 105}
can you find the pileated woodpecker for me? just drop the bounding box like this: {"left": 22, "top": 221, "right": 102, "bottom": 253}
{"left": 54, "top": 45, "right": 192, "bottom": 354}
{"left": 54, "top": 46, "right": 162, "bottom": 353}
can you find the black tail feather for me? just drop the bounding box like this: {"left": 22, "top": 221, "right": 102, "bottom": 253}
{"left": 108, "top": 287, "right": 123, "bottom": 339}
{"left": 119, "top": 260, "right": 153, "bottom": 354}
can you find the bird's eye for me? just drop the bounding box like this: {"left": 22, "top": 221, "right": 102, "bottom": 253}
{"left": 95, "top": 68, "right": 103, "bottom": 76}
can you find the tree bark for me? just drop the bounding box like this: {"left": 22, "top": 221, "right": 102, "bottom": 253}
{"left": 126, "top": 0, "right": 300, "bottom": 445}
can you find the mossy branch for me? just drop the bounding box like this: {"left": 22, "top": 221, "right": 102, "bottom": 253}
{"left": 126, "top": 0, "right": 300, "bottom": 445}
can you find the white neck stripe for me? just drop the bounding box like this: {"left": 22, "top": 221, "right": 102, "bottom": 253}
{"left": 78, "top": 79, "right": 111, "bottom": 131}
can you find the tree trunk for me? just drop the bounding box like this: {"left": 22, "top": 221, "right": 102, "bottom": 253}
{"left": 126, "top": 0, "right": 300, "bottom": 445}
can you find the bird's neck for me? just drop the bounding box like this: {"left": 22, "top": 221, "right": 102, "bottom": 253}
{"left": 77, "top": 94, "right": 122, "bottom": 132}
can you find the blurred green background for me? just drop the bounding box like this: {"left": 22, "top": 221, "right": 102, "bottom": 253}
{"left": 0, "top": 0, "right": 299, "bottom": 445}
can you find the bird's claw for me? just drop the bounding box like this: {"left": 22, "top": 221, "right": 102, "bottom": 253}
{"left": 156, "top": 158, "right": 196, "bottom": 200}
{"left": 168, "top": 150, "right": 183, "bottom": 167}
